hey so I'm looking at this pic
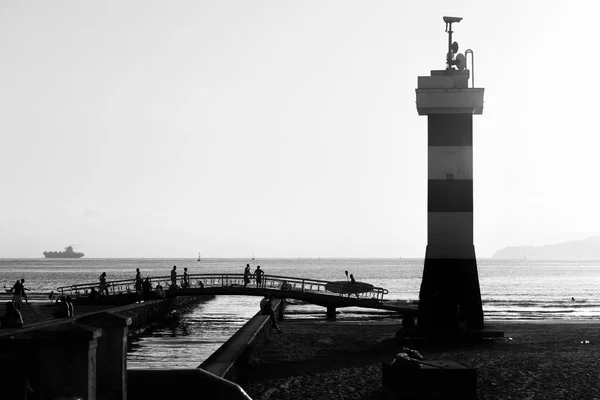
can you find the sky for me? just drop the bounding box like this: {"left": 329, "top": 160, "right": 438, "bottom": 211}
{"left": 1, "top": 1, "right": 599, "bottom": 258}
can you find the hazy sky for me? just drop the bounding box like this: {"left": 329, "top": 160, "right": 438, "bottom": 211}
{"left": 2, "top": 1, "right": 599, "bottom": 258}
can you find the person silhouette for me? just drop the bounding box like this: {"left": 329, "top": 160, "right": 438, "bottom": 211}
{"left": 255, "top": 266, "right": 264, "bottom": 288}
{"left": 262, "top": 294, "right": 282, "bottom": 333}
{"left": 170, "top": 266, "right": 177, "bottom": 289}
{"left": 244, "top": 264, "right": 251, "bottom": 288}
{"left": 183, "top": 268, "right": 190, "bottom": 289}
{"left": 99, "top": 272, "right": 109, "bottom": 296}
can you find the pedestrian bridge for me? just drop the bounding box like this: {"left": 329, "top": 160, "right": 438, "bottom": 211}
{"left": 56, "top": 273, "right": 417, "bottom": 317}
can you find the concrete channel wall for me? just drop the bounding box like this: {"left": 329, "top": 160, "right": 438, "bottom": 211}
{"left": 0, "top": 295, "right": 209, "bottom": 341}
{"left": 200, "top": 298, "right": 285, "bottom": 382}
{"left": 0, "top": 295, "right": 279, "bottom": 399}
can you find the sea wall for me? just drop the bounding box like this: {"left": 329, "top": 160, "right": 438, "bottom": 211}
{"left": 199, "top": 298, "right": 285, "bottom": 383}
{"left": 0, "top": 295, "right": 212, "bottom": 341}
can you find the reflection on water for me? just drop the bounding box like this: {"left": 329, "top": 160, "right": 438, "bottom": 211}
{"left": 127, "top": 295, "right": 260, "bottom": 369}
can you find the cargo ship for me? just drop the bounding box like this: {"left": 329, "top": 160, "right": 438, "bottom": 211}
{"left": 43, "top": 245, "right": 84, "bottom": 258}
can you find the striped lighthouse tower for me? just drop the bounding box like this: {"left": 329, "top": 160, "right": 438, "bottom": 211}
{"left": 415, "top": 17, "right": 484, "bottom": 331}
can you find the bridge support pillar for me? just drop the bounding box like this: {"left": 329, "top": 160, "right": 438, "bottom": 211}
{"left": 78, "top": 312, "right": 132, "bottom": 400}
{"left": 36, "top": 324, "right": 102, "bottom": 400}
{"left": 326, "top": 307, "right": 336, "bottom": 320}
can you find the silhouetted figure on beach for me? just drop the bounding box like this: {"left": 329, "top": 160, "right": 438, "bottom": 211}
{"left": 262, "top": 294, "right": 282, "bottom": 333}
{"left": 11, "top": 279, "right": 27, "bottom": 309}
{"left": 182, "top": 267, "right": 190, "bottom": 289}
{"left": 170, "top": 266, "right": 177, "bottom": 289}
{"left": 255, "top": 266, "right": 264, "bottom": 288}
{"left": 99, "top": 272, "right": 109, "bottom": 295}
{"left": 48, "top": 291, "right": 55, "bottom": 300}
{"left": 244, "top": 264, "right": 251, "bottom": 287}
{"left": 1, "top": 301, "right": 23, "bottom": 328}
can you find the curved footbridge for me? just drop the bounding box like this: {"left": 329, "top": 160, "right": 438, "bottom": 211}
{"left": 58, "top": 273, "right": 418, "bottom": 319}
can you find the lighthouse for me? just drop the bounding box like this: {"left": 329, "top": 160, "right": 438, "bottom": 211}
{"left": 415, "top": 17, "right": 484, "bottom": 332}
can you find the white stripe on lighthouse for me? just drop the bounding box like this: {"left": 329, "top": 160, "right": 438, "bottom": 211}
{"left": 427, "top": 212, "right": 473, "bottom": 245}
{"left": 428, "top": 146, "right": 472, "bottom": 180}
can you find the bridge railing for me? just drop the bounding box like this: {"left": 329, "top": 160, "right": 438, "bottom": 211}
{"left": 56, "top": 273, "right": 389, "bottom": 302}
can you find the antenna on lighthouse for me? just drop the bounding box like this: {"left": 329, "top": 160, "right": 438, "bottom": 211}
{"left": 443, "top": 16, "right": 465, "bottom": 70}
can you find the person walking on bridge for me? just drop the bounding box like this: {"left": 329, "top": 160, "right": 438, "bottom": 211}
{"left": 170, "top": 266, "right": 177, "bottom": 289}
{"left": 255, "top": 266, "right": 264, "bottom": 288}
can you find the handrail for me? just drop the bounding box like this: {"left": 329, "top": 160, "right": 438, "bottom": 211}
{"left": 56, "top": 273, "right": 389, "bottom": 302}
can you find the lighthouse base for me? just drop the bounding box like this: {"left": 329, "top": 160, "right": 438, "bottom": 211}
{"left": 417, "top": 245, "right": 484, "bottom": 333}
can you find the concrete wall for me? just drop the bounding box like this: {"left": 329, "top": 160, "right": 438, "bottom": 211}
{"left": 200, "top": 299, "right": 284, "bottom": 383}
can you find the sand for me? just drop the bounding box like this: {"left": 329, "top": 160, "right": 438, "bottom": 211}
{"left": 242, "top": 319, "right": 600, "bottom": 400}
{"left": 13, "top": 303, "right": 600, "bottom": 399}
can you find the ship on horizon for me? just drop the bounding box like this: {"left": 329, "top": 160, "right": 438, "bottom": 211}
{"left": 43, "top": 245, "right": 84, "bottom": 259}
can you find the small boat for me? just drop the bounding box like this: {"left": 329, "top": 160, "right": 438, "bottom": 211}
{"left": 197, "top": 253, "right": 201, "bottom": 262}
{"left": 325, "top": 281, "right": 374, "bottom": 294}
{"left": 252, "top": 253, "right": 255, "bottom": 261}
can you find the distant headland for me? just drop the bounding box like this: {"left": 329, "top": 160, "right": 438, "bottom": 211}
{"left": 492, "top": 235, "right": 600, "bottom": 259}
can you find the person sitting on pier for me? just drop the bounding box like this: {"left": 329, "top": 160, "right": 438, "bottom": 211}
{"left": 170, "top": 266, "right": 178, "bottom": 290}
{"left": 182, "top": 267, "right": 190, "bottom": 289}
{"left": 99, "top": 272, "right": 109, "bottom": 296}
{"left": 1, "top": 301, "right": 23, "bottom": 329}
{"left": 155, "top": 283, "right": 166, "bottom": 298}
{"left": 262, "top": 294, "right": 282, "bottom": 333}
{"left": 244, "top": 264, "right": 251, "bottom": 288}
{"left": 255, "top": 266, "right": 264, "bottom": 288}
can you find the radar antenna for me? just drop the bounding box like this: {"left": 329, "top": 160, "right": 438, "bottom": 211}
{"left": 443, "top": 16, "right": 464, "bottom": 70}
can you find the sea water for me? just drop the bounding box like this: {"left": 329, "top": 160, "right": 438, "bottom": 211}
{"left": 1, "top": 258, "right": 599, "bottom": 368}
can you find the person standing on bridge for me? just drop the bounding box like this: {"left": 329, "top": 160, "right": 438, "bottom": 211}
{"left": 135, "top": 268, "right": 143, "bottom": 295}
{"left": 243, "top": 264, "right": 251, "bottom": 288}
{"left": 99, "top": 272, "right": 109, "bottom": 296}
{"left": 255, "top": 266, "right": 264, "bottom": 288}
{"left": 170, "top": 266, "right": 177, "bottom": 289}
{"left": 182, "top": 267, "right": 190, "bottom": 289}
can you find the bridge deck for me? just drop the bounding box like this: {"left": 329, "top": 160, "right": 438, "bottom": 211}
{"left": 56, "top": 273, "right": 417, "bottom": 314}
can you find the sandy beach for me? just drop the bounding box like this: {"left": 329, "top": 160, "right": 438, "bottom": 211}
{"left": 11, "top": 302, "right": 600, "bottom": 399}
{"left": 242, "top": 318, "right": 600, "bottom": 400}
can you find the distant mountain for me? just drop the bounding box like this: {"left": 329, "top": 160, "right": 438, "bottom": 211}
{"left": 492, "top": 235, "right": 600, "bottom": 259}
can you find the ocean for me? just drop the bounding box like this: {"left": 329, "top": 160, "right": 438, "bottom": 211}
{"left": 1, "top": 258, "right": 599, "bottom": 368}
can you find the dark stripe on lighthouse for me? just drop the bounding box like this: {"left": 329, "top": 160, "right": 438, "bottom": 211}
{"left": 428, "top": 114, "right": 472, "bottom": 146}
{"left": 428, "top": 180, "right": 473, "bottom": 212}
